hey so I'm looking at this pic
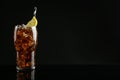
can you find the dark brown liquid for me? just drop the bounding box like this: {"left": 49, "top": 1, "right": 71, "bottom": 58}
{"left": 14, "top": 25, "right": 37, "bottom": 69}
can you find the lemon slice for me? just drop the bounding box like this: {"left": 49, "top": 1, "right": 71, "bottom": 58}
{"left": 26, "top": 16, "right": 38, "bottom": 27}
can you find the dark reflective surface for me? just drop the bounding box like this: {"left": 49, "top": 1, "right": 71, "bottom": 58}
{"left": 1, "top": 65, "right": 120, "bottom": 79}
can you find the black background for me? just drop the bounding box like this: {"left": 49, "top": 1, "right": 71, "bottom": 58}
{"left": 0, "top": 0, "right": 119, "bottom": 65}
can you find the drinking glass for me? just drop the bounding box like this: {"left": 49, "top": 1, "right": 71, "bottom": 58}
{"left": 14, "top": 24, "right": 38, "bottom": 70}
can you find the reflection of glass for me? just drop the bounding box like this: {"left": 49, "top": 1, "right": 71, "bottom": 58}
{"left": 16, "top": 70, "right": 35, "bottom": 80}
{"left": 14, "top": 25, "right": 38, "bottom": 70}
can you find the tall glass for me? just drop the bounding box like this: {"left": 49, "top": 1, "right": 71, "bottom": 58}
{"left": 14, "top": 24, "right": 38, "bottom": 70}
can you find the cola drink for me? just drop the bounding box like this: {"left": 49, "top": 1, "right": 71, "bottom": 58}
{"left": 14, "top": 24, "right": 37, "bottom": 70}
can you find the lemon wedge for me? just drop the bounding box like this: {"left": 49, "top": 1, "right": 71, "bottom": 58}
{"left": 26, "top": 16, "right": 38, "bottom": 27}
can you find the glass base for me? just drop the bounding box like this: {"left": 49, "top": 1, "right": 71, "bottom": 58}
{"left": 16, "top": 66, "right": 35, "bottom": 71}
